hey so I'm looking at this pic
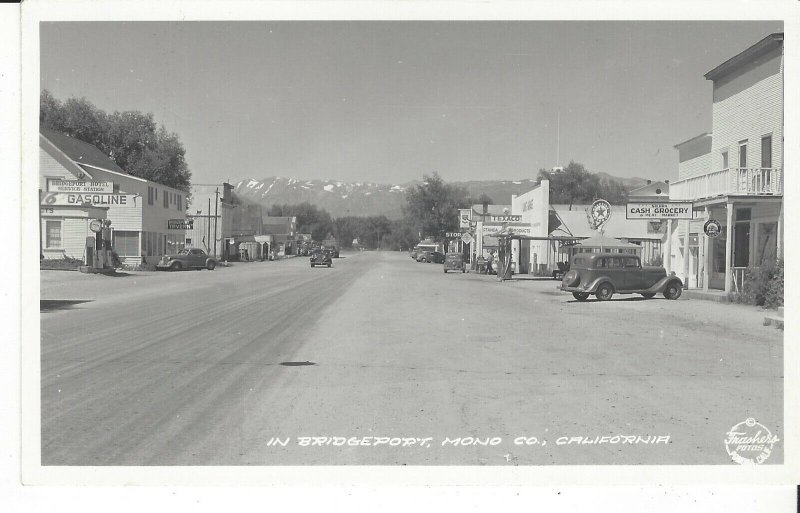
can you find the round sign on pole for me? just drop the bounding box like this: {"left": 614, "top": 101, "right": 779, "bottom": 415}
{"left": 704, "top": 219, "right": 722, "bottom": 238}
{"left": 89, "top": 219, "right": 103, "bottom": 233}
{"left": 588, "top": 199, "right": 612, "bottom": 230}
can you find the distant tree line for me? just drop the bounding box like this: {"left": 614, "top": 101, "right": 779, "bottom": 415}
{"left": 267, "top": 202, "right": 334, "bottom": 241}
{"left": 40, "top": 90, "right": 192, "bottom": 192}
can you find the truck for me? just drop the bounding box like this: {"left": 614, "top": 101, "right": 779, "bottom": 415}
{"left": 322, "top": 239, "right": 340, "bottom": 258}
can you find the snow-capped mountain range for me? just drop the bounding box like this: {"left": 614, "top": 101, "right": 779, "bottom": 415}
{"left": 233, "top": 175, "right": 648, "bottom": 220}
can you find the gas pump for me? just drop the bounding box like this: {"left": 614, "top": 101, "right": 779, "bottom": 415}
{"left": 86, "top": 219, "right": 113, "bottom": 269}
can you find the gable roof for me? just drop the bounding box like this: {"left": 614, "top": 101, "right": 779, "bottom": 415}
{"left": 40, "top": 128, "right": 126, "bottom": 174}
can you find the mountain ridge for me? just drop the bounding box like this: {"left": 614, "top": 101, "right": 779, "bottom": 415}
{"left": 233, "top": 174, "right": 649, "bottom": 220}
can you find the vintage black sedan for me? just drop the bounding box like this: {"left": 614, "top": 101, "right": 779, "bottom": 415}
{"left": 310, "top": 250, "right": 332, "bottom": 268}
{"left": 157, "top": 248, "right": 216, "bottom": 271}
{"left": 559, "top": 252, "right": 682, "bottom": 301}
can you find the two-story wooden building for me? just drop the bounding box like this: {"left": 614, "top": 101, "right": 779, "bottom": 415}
{"left": 670, "top": 33, "right": 784, "bottom": 293}
{"left": 40, "top": 128, "right": 189, "bottom": 266}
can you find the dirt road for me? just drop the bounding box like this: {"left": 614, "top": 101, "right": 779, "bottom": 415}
{"left": 40, "top": 251, "right": 783, "bottom": 465}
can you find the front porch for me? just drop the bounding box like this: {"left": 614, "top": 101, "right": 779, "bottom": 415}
{"left": 671, "top": 195, "right": 783, "bottom": 294}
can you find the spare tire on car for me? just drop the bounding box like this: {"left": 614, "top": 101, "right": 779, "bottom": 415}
{"left": 562, "top": 270, "right": 580, "bottom": 287}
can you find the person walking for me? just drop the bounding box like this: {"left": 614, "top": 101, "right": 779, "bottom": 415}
{"left": 487, "top": 250, "right": 495, "bottom": 275}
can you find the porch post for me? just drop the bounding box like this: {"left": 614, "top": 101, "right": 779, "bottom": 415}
{"left": 777, "top": 200, "right": 784, "bottom": 259}
{"left": 682, "top": 219, "right": 690, "bottom": 288}
{"left": 665, "top": 219, "right": 673, "bottom": 273}
{"left": 701, "top": 207, "right": 709, "bottom": 291}
{"left": 724, "top": 201, "right": 733, "bottom": 294}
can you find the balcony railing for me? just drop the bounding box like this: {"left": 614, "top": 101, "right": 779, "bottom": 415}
{"left": 670, "top": 168, "right": 783, "bottom": 201}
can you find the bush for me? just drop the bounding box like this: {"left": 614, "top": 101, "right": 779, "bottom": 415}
{"left": 730, "top": 259, "right": 783, "bottom": 308}
{"left": 41, "top": 256, "right": 83, "bottom": 270}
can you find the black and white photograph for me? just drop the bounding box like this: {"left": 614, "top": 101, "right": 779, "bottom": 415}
{"left": 11, "top": 0, "right": 799, "bottom": 496}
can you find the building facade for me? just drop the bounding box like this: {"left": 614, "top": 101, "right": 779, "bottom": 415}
{"left": 40, "top": 129, "right": 188, "bottom": 266}
{"left": 670, "top": 33, "right": 784, "bottom": 293}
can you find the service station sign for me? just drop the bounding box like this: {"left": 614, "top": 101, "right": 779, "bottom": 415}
{"left": 625, "top": 202, "right": 694, "bottom": 220}
{"left": 47, "top": 179, "right": 113, "bottom": 194}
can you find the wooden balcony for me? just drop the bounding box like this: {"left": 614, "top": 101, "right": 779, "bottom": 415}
{"left": 670, "top": 168, "right": 783, "bottom": 201}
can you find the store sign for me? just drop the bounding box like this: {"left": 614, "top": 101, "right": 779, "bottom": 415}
{"left": 459, "top": 209, "right": 472, "bottom": 228}
{"left": 40, "top": 192, "right": 135, "bottom": 207}
{"left": 704, "top": 219, "right": 722, "bottom": 238}
{"left": 461, "top": 232, "right": 474, "bottom": 245}
{"left": 482, "top": 223, "right": 529, "bottom": 235}
{"left": 47, "top": 179, "right": 113, "bottom": 194}
{"left": 168, "top": 219, "right": 193, "bottom": 230}
{"left": 445, "top": 232, "right": 464, "bottom": 238}
{"left": 489, "top": 215, "right": 522, "bottom": 223}
{"left": 626, "top": 202, "right": 694, "bottom": 220}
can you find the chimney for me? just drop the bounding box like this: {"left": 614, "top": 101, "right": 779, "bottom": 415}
{"left": 646, "top": 180, "right": 652, "bottom": 185}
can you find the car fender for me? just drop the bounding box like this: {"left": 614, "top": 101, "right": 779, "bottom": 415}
{"left": 645, "top": 275, "right": 683, "bottom": 294}
{"left": 583, "top": 275, "right": 615, "bottom": 293}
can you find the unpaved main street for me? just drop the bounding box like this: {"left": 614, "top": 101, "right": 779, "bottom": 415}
{"left": 40, "top": 251, "right": 783, "bottom": 465}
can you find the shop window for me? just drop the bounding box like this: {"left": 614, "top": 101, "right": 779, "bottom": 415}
{"left": 45, "top": 220, "right": 62, "bottom": 248}
{"left": 112, "top": 231, "right": 139, "bottom": 257}
{"left": 177, "top": 195, "right": 182, "bottom": 211}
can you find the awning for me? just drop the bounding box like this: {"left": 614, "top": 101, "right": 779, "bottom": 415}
{"left": 573, "top": 235, "right": 641, "bottom": 249}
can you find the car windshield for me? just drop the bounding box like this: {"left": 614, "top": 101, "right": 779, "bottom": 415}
{"left": 178, "top": 249, "right": 192, "bottom": 255}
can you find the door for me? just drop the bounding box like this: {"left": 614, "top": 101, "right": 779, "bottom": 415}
{"left": 622, "top": 256, "right": 643, "bottom": 290}
{"left": 733, "top": 223, "right": 750, "bottom": 267}
{"left": 709, "top": 233, "right": 727, "bottom": 290}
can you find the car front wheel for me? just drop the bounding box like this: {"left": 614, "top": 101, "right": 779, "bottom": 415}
{"left": 595, "top": 283, "right": 614, "bottom": 301}
{"left": 572, "top": 292, "right": 590, "bottom": 301}
{"left": 170, "top": 261, "right": 182, "bottom": 271}
{"left": 663, "top": 282, "right": 682, "bottom": 300}
{"left": 206, "top": 260, "right": 216, "bottom": 270}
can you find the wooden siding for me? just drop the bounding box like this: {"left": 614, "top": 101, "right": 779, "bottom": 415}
{"left": 710, "top": 53, "right": 783, "bottom": 172}
{"left": 677, "top": 153, "right": 711, "bottom": 181}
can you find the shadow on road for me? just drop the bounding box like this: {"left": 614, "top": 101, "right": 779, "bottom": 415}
{"left": 566, "top": 297, "right": 667, "bottom": 303}
{"left": 40, "top": 299, "right": 93, "bottom": 312}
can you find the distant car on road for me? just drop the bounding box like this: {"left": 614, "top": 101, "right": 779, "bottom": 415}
{"left": 443, "top": 253, "right": 465, "bottom": 273}
{"left": 418, "top": 250, "right": 444, "bottom": 264}
{"left": 559, "top": 252, "right": 682, "bottom": 301}
{"left": 157, "top": 248, "right": 216, "bottom": 271}
{"left": 310, "top": 250, "right": 332, "bottom": 268}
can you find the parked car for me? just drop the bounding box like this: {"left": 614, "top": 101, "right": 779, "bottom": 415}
{"left": 443, "top": 253, "right": 465, "bottom": 273}
{"left": 418, "top": 250, "right": 444, "bottom": 263}
{"left": 410, "top": 247, "right": 420, "bottom": 260}
{"left": 559, "top": 252, "right": 682, "bottom": 301}
{"left": 310, "top": 250, "right": 332, "bottom": 268}
{"left": 157, "top": 248, "right": 216, "bottom": 271}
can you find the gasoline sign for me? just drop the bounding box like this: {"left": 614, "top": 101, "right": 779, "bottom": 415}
{"left": 704, "top": 219, "right": 722, "bottom": 238}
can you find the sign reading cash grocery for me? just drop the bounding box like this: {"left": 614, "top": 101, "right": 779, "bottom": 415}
{"left": 47, "top": 179, "right": 113, "bottom": 194}
{"left": 625, "top": 202, "right": 694, "bottom": 220}
{"left": 168, "top": 219, "right": 194, "bottom": 230}
{"left": 40, "top": 192, "right": 136, "bottom": 207}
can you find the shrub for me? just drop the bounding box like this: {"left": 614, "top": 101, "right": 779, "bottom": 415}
{"left": 731, "top": 259, "right": 783, "bottom": 307}
{"left": 41, "top": 256, "right": 83, "bottom": 270}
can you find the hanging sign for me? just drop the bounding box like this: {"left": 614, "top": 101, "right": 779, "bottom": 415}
{"left": 461, "top": 232, "right": 474, "bottom": 245}
{"left": 626, "top": 202, "right": 694, "bottom": 219}
{"left": 168, "top": 219, "right": 193, "bottom": 230}
{"left": 704, "top": 219, "right": 722, "bottom": 238}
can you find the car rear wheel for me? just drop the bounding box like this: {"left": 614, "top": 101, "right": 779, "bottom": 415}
{"left": 663, "top": 282, "right": 682, "bottom": 300}
{"left": 572, "top": 292, "right": 590, "bottom": 301}
{"left": 595, "top": 283, "right": 614, "bottom": 301}
{"left": 170, "top": 261, "right": 182, "bottom": 271}
{"left": 206, "top": 260, "right": 216, "bottom": 270}
{"left": 640, "top": 292, "right": 656, "bottom": 299}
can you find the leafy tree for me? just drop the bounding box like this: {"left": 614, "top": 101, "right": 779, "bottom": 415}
{"left": 40, "top": 90, "right": 192, "bottom": 192}
{"left": 537, "top": 161, "right": 628, "bottom": 208}
{"left": 403, "top": 172, "right": 471, "bottom": 242}
{"left": 268, "top": 202, "right": 334, "bottom": 241}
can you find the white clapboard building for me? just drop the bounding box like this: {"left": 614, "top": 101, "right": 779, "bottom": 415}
{"left": 40, "top": 128, "right": 189, "bottom": 266}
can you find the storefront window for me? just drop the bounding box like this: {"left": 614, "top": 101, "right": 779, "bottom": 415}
{"left": 45, "top": 220, "right": 62, "bottom": 248}
{"left": 757, "top": 223, "right": 777, "bottom": 265}
{"left": 112, "top": 231, "right": 139, "bottom": 257}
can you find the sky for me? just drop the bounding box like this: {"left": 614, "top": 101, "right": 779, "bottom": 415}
{"left": 40, "top": 20, "right": 782, "bottom": 186}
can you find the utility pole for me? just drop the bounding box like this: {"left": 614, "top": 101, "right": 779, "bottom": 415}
{"left": 213, "top": 187, "right": 219, "bottom": 259}
{"left": 556, "top": 109, "right": 560, "bottom": 167}
{"left": 207, "top": 198, "right": 211, "bottom": 253}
